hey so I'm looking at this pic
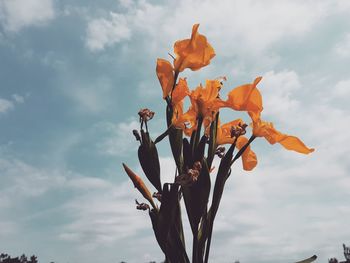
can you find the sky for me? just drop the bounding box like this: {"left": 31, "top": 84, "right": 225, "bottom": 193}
{"left": 0, "top": 0, "right": 350, "bottom": 262}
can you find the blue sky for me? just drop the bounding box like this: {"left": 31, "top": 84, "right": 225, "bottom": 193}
{"left": 0, "top": 0, "right": 350, "bottom": 262}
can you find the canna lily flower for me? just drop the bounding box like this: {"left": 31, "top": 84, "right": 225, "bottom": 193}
{"left": 156, "top": 58, "right": 174, "bottom": 99}
{"left": 252, "top": 118, "right": 314, "bottom": 154}
{"left": 173, "top": 24, "right": 215, "bottom": 73}
{"left": 173, "top": 105, "right": 197, "bottom": 136}
{"left": 171, "top": 78, "right": 190, "bottom": 125}
{"left": 216, "top": 119, "right": 257, "bottom": 171}
{"left": 173, "top": 79, "right": 225, "bottom": 136}
{"left": 225, "top": 76, "right": 263, "bottom": 122}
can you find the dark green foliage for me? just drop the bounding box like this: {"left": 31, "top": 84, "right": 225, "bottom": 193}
{"left": 0, "top": 253, "right": 37, "bottom": 263}
{"left": 138, "top": 130, "right": 162, "bottom": 192}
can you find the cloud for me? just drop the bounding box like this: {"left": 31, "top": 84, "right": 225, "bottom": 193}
{"left": 0, "top": 0, "right": 55, "bottom": 32}
{"left": 96, "top": 118, "right": 140, "bottom": 157}
{"left": 331, "top": 79, "right": 350, "bottom": 98}
{"left": 85, "top": 12, "right": 131, "bottom": 51}
{"left": 83, "top": 0, "right": 333, "bottom": 57}
{"left": 334, "top": 33, "right": 350, "bottom": 57}
{"left": 0, "top": 98, "right": 14, "bottom": 113}
{"left": 0, "top": 94, "right": 26, "bottom": 115}
{"left": 11, "top": 94, "right": 25, "bottom": 103}
{"left": 259, "top": 70, "right": 301, "bottom": 122}
{"left": 0, "top": 154, "right": 158, "bottom": 261}
{"left": 67, "top": 76, "right": 114, "bottom": 113}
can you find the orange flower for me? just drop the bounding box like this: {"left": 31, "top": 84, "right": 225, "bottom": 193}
{"left": 173, "top": 79, "right": 225, "bottom": 135}
{"left": 216, "top": 119, "right": 257, "bottom": 171}
{"left": 173, "top": 24, "right": 215, "bottom": 73}
{"left": 156, "top": 58, "right": 174, "bottom": 99}
{"left": 236, "top": 136, "right": 258, "bottom": 171}
{"left": 216, "top": 119, "right": 243, "bottom": 145}
{"left": 190, "top": 79, "right": 224, "bottom": 120}
{"left": 252, "top": 119, "right": 314, "bottom": 154}
{"left": 225, "top": 76, "right": 263, "bottom": 122}
{"left": 171, "top": 78, "right": 189, "bottom": 125}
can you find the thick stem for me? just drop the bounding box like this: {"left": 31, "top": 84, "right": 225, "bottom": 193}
{"left": 192, "top": 229, "right": 199, "bottom": 263}
{"left": 192, "top": 117, "right": 203, "bottom": 157}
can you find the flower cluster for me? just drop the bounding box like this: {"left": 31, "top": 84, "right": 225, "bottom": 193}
{"left": 123, "top": 24, "right": 314, "bottom": 263}
{"left": 157, "top": 24, "right": 314, "bottom": 171}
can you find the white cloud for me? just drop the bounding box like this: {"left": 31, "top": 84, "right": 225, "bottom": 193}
{"left": 85, "top": 12, "right": 131, "bottom": 51}
{"left": 0, "top": 158, "right": 66, "bottom": 199}
{"left": 259, "top": 70, "right": 301, "bottom": 122}
{"left": 332, "top": 79, "right": 350, "bottom": 98}
{"left": 0, "top": 94, "right": 26, "bottom": 115}
{"left": 12, "top": 94, "right": 24, "bottom": 103}
{"left": 84, "top": 0, "right": 332, "bottom": 57}
{"left": 0, "top": 97, "right": 14, "bottom": 113}
{"left": 334, "top": 33, "right": 350, "bottom": 57}
{"left": 97, "top": 118, "right": 140, "bottom": 157}
{"left": 0, "top": 0, "right": 55, "bottom": 32}
{"left": 67, "top": 76, "right": 113, "bottom": 113}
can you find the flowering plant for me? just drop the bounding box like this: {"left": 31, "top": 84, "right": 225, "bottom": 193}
{"left": 122, "top": 24, "right": 315, "bottom": 263}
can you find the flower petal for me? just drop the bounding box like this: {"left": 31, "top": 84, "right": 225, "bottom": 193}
{"left": 156, "top": 58, "right": 174, "bottom": 99}
{"left": 236, "top": 136, "right": 258, "bottom": 171}
{"left": 216, "top": 119, "right": 245, "bottom": 145}
{"left": 276, "top": 134, "right": 315, "bottom": 154}
{"left": 253, "top": 119, "right": 314, "bottom": 154}
{"left": 172, "top": 78, "right": 189, "bottom": 104}
{"left": 174, "top": 24, "right": 215, "bottom": 72}
{"left": 225, "top": 76, "right": 263, "bottom": 120}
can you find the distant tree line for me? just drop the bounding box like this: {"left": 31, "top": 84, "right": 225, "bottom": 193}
{"left": 0, "top": 253, "right": 38, "bottom": 263}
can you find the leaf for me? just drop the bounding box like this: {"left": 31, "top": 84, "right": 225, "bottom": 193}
{"left": 149, "top": 210, "right": 166, "bottom": 254}
{"left": 204, "top": 142, "right": 235, "bottom": 263}
{"left": 193, "top": 135, "right": 207, "bottom": 163}
{"left": 210, "top": 142, "right": 235, "bottom": 221}
{"left": 138, "top": 130, "right": 162, "bottom": 192}
{"left": 154, "top": 125, "right": 173, "bottom": 144}
{"left": 167, "top": 105, "right": 183, "bottom": 173}
{"left": 182, "top": 160, "right": 211, "bottom": 235}
{"left": 207, "top": 112, "right": 219, "bottom": 169}
{"left": 182, "top": 138, "right": 192, "bottom": 170}
{"left": 157, "top": 183, "right": 179, "bottom": 245}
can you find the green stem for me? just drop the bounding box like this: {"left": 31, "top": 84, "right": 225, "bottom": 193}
{"left": 192, "top": 117, "right": 203, "bottom": 157}
{"left": 230, "top": 135, "right": 256, "bottom": 166}
{"left": 192, "top": 228, "right": 199, "bottom": 263}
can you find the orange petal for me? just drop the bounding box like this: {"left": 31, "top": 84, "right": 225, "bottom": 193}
{"left": 236, "top": 136, "right": 258, "bottom": 171}
{"left": 173, "top": 106, "right": 197, "bottom": 133}
{"left": 172, "top": 78, "right": 189, "bottom": 104}
{"left": 276, "top": 134, "right": 315, "bottom": 154}
{"left": 216, "top": 119, "right": 245, "bottom": 145}
{"left": 174, "top": 24, "right": 215, "bottom": 72}
{"left": 225, "top": 77, "right": 263, "bottom": 116}
{"left": 156, "top": 58, "right": 174, "bottom": 99}
{"left": 253, "top": 119, "right": 314, "bottom": 154}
